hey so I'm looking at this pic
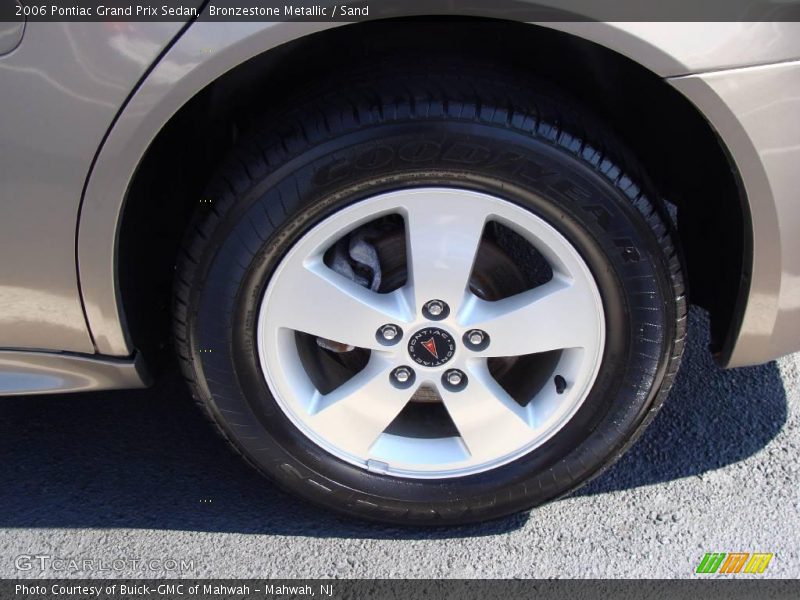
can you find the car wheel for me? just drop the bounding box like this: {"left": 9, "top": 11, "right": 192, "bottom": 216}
{"left": 174, "top": 67, "right": 686, "bottom": 525}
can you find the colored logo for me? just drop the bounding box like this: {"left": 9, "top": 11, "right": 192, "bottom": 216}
{"left": 696, "top": 552, "right": 773, "bottom": 574}
{"left": 421, "top": 337, "right": 439, "bottom": 359}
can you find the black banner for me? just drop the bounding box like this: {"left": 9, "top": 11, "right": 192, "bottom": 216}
{"left": 3, "top": 580, "right": 800, "bottom": 600}
{"left": 3, "top": 0, "right": 800, "bottom": 23}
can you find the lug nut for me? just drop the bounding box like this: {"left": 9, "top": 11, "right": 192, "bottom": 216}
{"left": 381, "top": 325, "right": 398, "bottom": 340}
{"left": 428, "top": 301, "right": 444, "bottom": 316}
{"left": 463, "top": 329, "right": 490, "bottom": 350}
{"left": 391, "top": 366, "right": 415, "bottom": 388}
{"left": 442, "top": 369, "right": 468, "bottom": 391}
{"left": 423, "top": 299, "right": 449, "bottom": 320}
{"left": 447, "top": 371, "right": 463, "bottom": 386}
{"left": 376, "top": 324, "right": 402, "bottom": 345}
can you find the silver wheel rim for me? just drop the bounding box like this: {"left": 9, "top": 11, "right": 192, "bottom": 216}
{"left": 256, "top": 188, "right": 605, "bottom": 479}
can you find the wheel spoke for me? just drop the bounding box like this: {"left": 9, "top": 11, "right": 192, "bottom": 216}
{"left": 307, "top": 358, "right": 413, "bottom": 457}
{"left": 267, "top": 259, "right": 411, "bottom": 350}
{"left": 404, "top": 191, "right": 489, "bottom": 311}
{"left": 440, "top": 363, "right": 534, "bottom": 463}
{"left": 460, "top": 276, "right": 599, "bottom": 357}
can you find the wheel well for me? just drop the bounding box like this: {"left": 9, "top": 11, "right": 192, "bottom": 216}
{"left": 119, "top": 18, "right": 747, "bottom": 370}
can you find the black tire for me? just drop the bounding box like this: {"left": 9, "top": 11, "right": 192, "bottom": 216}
{"left": 174, "top": 66, "right": 687, "bottom": 525}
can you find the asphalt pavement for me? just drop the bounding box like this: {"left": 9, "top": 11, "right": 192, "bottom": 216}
{"left": 0, "top": 308, "right": 797, "bottom": 578}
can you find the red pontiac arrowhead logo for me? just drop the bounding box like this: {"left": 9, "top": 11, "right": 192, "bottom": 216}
{"left": 421, "top": 337, "right": 439, "bottom": 359}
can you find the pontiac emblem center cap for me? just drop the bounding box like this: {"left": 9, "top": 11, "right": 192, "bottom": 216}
{"left": 408, "top": 328, "right": 456, "bottom": 367}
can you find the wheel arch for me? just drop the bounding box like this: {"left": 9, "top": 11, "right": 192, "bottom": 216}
{"left": 77, "top": 17, "right": 752, "bottom": 369}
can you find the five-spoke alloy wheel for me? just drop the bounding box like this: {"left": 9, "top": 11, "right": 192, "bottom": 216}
{"left": 257, "top": 188, "right": 605, "bottom": 478}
